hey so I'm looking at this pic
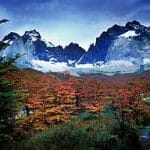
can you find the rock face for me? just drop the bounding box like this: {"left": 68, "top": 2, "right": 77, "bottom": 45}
{"left": 47, "top": 43, "right": 85, "bottom": 65}
{"left": 79, "top": 24, "right": 128, "bottom": 64}
{"left": 0, "top": 21, "right": 150, "bottom": 75}
{"left": 1, "top": 32, "right": 35, "bottom": 67}
{"left": 79, "top": 21, "right": 150, "bottom": 65}
{"left": 0, "top": 30, "right": 86, "bottom": 67}
{"left": 77, "top": 21, "right": 150, "bottom": 74}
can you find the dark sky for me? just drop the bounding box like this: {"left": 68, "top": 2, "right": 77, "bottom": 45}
{"left": 0, "top": 0, "right": 150, "bottom": 49}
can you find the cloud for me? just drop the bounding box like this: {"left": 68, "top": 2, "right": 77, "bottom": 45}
{"left": 0, "top": 6, "right": 14, "bottom": 39}
{"left": 0, "top": 0, "right": 149, "bottom": 49}
{"left": 0, "top": 6, "right": 11, "bottom": 19}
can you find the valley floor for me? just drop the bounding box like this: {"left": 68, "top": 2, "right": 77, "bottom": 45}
{"left": 1, "top": 68, "right": 150, "bottom": 150}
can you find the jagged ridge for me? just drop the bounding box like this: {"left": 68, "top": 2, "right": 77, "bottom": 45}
{"left": 0, "top": 20, "right": 150, "bottom": 75}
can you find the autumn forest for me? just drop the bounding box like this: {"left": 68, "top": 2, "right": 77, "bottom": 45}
{"left": 1, "top": 60, "right": 150, "bottom": 149}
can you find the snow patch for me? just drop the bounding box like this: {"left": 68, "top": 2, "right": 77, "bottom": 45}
{"left": 30, "top": 36, "right": 38, "bottom": 42}
{"left": 143, "top": 58, "right": 150, "bottom": 64}
{"left": 120, "top": 31, "right": 138, "bottom": 38}
{"left": 68, "top": 60, "right": 75, "bottom": 65}
{"left": 75, "top": 62, "right": 103, "bottom": 68}
{"left": 32, "top": 59, "right": 71, "bottom": 72}
{"left": 49, "top": 57, "right": 57, "bottom": 62}
{"left": 99, "top": 60, "right": 140, "bottom": 74}
{"left": 75, "top": 63, "right": 94, "bottom": 68}
{"left": 143, "top": 58, "right": 150, "bottom": 71}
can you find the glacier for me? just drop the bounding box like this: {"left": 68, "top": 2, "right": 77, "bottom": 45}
{"left": 119, "top": 30, "right": 138, "bottom": 38}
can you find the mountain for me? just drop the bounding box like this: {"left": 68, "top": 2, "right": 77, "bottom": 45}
{"left": 78, "top": 24, "right": 128, "bottom": 64}
{"left": 79, "top": 21, "right": 150, "bottom": 64}
{"left": 0, "top": 30, "right": 86, "bottom": 69}
{"left": 77, "top": 20, "right": 150, "bottom": 75}
{"left": 0, "top": 21, "right": 150, "bottom": 75}
{"left": 1, "top": 31, "right": 34, "bottom": 67}
{"left": 46, "top": 43, "right": 85, "bottom": 65}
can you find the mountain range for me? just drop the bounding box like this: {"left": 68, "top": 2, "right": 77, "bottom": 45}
{"left": 0, "top": 20, "right": 150, "bottom": 76}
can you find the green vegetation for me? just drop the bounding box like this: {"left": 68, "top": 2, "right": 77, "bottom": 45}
{"left": 0, "top": 19, "right": 19, "bottom": 148}
{"left": 17, "top": 110, "right": 142, "bottom": 150}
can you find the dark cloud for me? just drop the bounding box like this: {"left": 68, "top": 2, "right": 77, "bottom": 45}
{"left": 0, "top": 0, "right": 149, "bottom": 49}
{"left": 0, "top": 0, "right": 149, "bottom": 21}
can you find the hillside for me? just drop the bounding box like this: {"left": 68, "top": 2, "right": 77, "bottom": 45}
{"left": 2, "top": 67, "right": 149, "bottom": 134}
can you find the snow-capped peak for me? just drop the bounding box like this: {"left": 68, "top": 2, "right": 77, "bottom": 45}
{"left": 2, "top": 32, "right": 20, "bottom": 44}
{"left": 0, "top": 20, "right": 149, "bottom": 76}
{"left": 23, "top": 30, "right": 41, "bottom": 42}
{"left": 126, "top": 20, "right": 141, "bottom": 30}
